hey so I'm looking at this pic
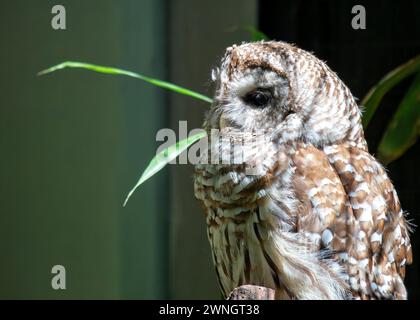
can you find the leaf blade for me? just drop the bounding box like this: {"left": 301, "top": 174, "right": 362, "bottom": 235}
{"left": 361, "top": 55, "right": 420, "bottom": 128}
{"left": 38, "top": 61, "right": 213, "bottom": 104}
{"left": 377, "top": 72, "right": 420, "bottom": 164}
{"left": 122, "top": 131, "right": 207, "bottom": 206}
{"left": 244, "top": 25, "right": 269, "bottom": 42}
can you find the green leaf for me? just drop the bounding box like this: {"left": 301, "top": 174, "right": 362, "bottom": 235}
{"left": 123, "top": 131, "right": 207, "bottom": 206}
{"left": 38, "top": 61, "right": 213, "bottom": 104}
{"left": 361, "top": 55, "right": 420, "bottom": 128}
{"left": 377, "top": 72, "right": 420, "bottom": 164}
{"left": 244, "top": 26, "right": 269, "bottom": 42}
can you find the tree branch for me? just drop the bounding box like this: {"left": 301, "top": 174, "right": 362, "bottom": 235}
{"left": 227, "top": 285, "right": 275, "bottom": 300}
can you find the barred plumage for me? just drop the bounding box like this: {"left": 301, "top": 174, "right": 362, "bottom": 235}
{"left": 194, "top": 41, "right": 412, "bottom": 299}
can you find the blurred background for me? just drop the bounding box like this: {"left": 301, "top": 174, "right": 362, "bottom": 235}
{"left": 0, "top": 0, "right": 418, "bottom": 299}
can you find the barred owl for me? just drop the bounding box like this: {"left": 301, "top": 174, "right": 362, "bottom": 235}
{"left": 194, "top": 41, "right": 413, "bottom": 300}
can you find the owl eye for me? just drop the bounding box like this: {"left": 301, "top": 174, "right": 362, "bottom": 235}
{"left": 244, "top": 89, "right": 272, "bottom": 107}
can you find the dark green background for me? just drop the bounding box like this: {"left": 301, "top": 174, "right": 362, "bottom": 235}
{"left": 0, "top": 0, "right": 169, "bottom": 299}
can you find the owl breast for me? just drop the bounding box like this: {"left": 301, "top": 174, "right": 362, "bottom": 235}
{"left": 194, "top": 147, "right": 293, "bottom": 298}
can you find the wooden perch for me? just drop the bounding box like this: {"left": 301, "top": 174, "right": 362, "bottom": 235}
{"left": 227, "top": 285, "right": 275, "bottom": 300}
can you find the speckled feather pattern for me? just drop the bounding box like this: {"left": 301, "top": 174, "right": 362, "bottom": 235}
{"left": 194, "top": 41, "right": 412, "bottom": 300}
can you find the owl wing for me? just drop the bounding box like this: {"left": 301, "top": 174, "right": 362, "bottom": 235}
{"left": 291, "top": 143, "right": 413, "bottom": 299}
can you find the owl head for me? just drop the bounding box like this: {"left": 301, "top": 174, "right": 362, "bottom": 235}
{"left": 204, "top": 41, "right": 366, "bottom": 150}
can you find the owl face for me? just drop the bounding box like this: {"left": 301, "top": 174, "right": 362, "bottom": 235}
{"left": 205, "top": 41, "right": 366, "bottom": 149}
{"left": 215, "top": 67, "right": 295, "bottom": 138}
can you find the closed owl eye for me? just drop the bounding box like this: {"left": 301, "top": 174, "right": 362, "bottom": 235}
{"left": 243, "top": 88, "right": 272, "bottom": 107}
